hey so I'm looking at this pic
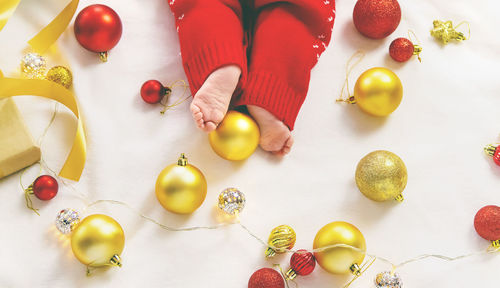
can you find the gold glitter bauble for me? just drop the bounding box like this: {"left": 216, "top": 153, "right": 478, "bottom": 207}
{"left": 46, "top": 66, "right": 73, "bottom": 89}
{"left": 265, "top": 225, "right": 296, "bottom": 257}
{"left": 355, "top": 150, "right": 407, "bottom": 202}
{"left": 354, "top": 67, "right": 403, "bottom": 116}
{"left": 313, "top": 221, "right": 366, "bottom": 275}
{"left": 71, "top": 214, "right": 124, "bottom": 268}
{"left": 209, "top": 111, "right": 260, "bottom": 161}
{"left": 155, "top": 154, "right": 207, "bottom": 214}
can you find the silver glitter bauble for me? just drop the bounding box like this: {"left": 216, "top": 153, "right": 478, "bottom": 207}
{"left": 55, "top": 208, "right": 80, "bottom": 234}
{"left": 375, "top": 271, "right": 403, "bottom": 288}
{"left": 218, "top": 188, "right": 245, "bottom": 215}
{"left": 21, "top": 53, "right": 46, "bottom": 79}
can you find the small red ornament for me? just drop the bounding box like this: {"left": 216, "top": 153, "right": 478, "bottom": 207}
{"left": 74, "top": 4, "right": 123, "bottom": 62}
{"left": 484, "top": 144, "right": 500, "bottom": 166}
{"left": 248, "top": 268, "right": 285, "bottom": 288}
{"left": 140, "top": 80, "right": 171, "bottom": 104}
{"left": 353, "top": 0, "right": 401, "bottom": 39}
{"left": 389, "top": 38, "right": 422, "bottom": 62}
{"left": 285, "top": 249, "right": 316, "bottom": 280}
{"left": 31, "top": 175, "right": 58, "bottom": 200}
{"left": 474, "top": 205, "right": 500, "bottom": 243}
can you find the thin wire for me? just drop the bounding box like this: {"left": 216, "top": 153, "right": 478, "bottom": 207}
{"left": 455, "top": 21, "right": 471, "bottom": 40}
{"left": 160, "top": 79, "right": 191, "bottom": 114}
{"left": 407, "top": 30, "right": 421, "bottom": 45}
{"left": 337, "top": 50, "right": 365, "bottom": 103}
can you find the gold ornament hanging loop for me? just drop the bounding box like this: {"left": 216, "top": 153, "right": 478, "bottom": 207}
{"left": 337, "top": 50, "right": 365, "bottom": 104}
{"left": 160, "top": 79, "right": 191, "bottom": 114}
{"left": 408, "top": 30, "right": 423, "bottom": 62}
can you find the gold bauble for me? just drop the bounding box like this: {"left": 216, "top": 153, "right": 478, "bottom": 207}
{"left": 355, "top": 150, "right": 407, "bottom": 202}
{"left": 313, "top": 221, "right": 366, "bottom": 275}
{"left": 354, "top": 67, "right": 403, "bottom": 116}
{"left": 209, "top": 111, "right": 260, "bottom": 161}
{"left": 46, "top": 66, "right": 73, "bottom": 89}
{"left": 155, "top": 153, "right": 207, "bottom": 214}
{"left": 71, "top": 214, "right": 125, "bottom": 268}
{"left": 265, "top": 225, "right": 296, "bottom": 257}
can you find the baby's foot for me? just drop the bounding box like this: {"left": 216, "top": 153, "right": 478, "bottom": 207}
{"left": 191, "top": 65, "right": 241, "bottom": 132}
{"left": 247, "top": 105, "right": 294, "bottom": 156}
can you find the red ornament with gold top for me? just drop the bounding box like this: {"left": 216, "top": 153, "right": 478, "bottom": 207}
{"left": 474, "top": 205, "right": 500, "bottom": 247}
{"left": 484, "top": 144, "right": 500, "bottom": 166}
{"left": 389, "top": 38, "right": 422, "bottom": 62}
{"left": 248, "top": 268, "right": 285, "bottom": 288}
{"left": 285, "top": 249, "right": 316, "bottom": 280}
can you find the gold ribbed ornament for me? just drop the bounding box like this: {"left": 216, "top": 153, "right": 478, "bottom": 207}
{"left": 265, "top": 225, "right": 296, "bottom": 257}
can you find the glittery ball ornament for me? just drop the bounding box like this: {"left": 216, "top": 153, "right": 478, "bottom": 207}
{"left": 313, "top": 221, "right": 366, "bottom": 275}
{"left": 353, "top": 0, "right": 401, "bottom": 39}
{"left": 375, "top": 271, "right": 403, "bottom": 288}
{"left": 389, "top": 38, "right": 422, "bottom": 62}
{"left": 265, "top": 225, "right": 296, "bottom": 257}
{"left": 55, "top": 208, "right": 81, "bottom": 234}
{"left": 355, "top": 150, "right": 407, "bottom": 202}
{"left": 248, "top": 268, "right": 285, "bottom": 288}
{"left": 46, "top": 66, "right": 73, "bottom": 89}
{"left": 474, "top": 205, "right": 500, "bottom": 243}
{"left": 209, "top": 111, "right": 260, "bottom": 161}
{"left": 285, "top": 249, "right": 316, "bottom": 280}
{"left": 484, "top": 144, "right": 500, "bottom": 166}
{"left": 218, "top": 188, "right": 246, "bottom": 215}
{"left": 21, "top": 53, "right": 46, "bottom": 79}
{"left": 353, "top": 67, "right": 403, "bottom": 116}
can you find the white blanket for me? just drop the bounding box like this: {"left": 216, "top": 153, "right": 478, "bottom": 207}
{"left": 0, "top": 0, "right": 499, "bottom": 287}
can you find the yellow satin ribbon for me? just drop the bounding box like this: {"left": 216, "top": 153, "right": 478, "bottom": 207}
{"left": 0, "top": 74, "right": 86, "bottom": 181}
{"left": 0, "top": 0, "right": 21, "bottom": 31}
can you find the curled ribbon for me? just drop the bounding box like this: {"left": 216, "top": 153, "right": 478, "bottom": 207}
{"left": 0, "top": 75, "right": 86, "bottom": 181}
{"left": 0, "top": 0, "right": 85, "bottom": 181}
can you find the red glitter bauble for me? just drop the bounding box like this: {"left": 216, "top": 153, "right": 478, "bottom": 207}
{"left": 474, "top": 205, "right": 500, "bottom": 241}
{"left": 248, "top": 268, "right": 285, "bottom": 288}
{"left": 493, "top": 147, "right": 500, "bottom": 166}
{"left": 32, "top": 175, "right": 58, "bottom": 201}
{"left": 141, "top": 80, "right": 168, "bottom": 104}
{"left": 389, "top": 38, "right": 414, "bottom": 62}
{"left": 74, "top": 4, "right": 123, "bottom": 53}
{"left": 353, "top": 0, "right": 401, "bottom": 39}
{"left": 290, "top": 249, "right": 316, "bottom": 276}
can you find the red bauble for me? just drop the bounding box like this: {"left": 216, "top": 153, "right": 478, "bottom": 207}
{"left": 474, "top": 205, "right": 500, "bottom": 241}
{"left": 32, "top": 175, "right": 58, "bottom": 200}
{"left": 74, "top": 5, "right": 122, "bottom": 53}
{"left": 140, "top": 80, "right": 169, "bottom": 104}
{"left": 389, "top": 38, "right": 414, "bottom": 62}
{"left": 353, "top": 0, "right": 401, "bottom": 39}
{"left": 493, "top": 147, "right": 500, "bottom": 166}
{"left": 248, "top": 268, "right": 285, "bottom": 288}
{"left": 289, "top": 249, "right": 316, "bottom": 276}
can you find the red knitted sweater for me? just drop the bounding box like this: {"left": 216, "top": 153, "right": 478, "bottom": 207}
{"left": 169, "top": 0, "right": 335, "bottom": 130}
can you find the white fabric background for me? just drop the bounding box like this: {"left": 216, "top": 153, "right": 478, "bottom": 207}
{"left": 1, "top": 0, "right": 499, "bottom": 287}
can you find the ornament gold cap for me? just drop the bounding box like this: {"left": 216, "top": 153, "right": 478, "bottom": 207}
{"left": 484, "top": 144, "right": 498, "bottom": 157}
{"left": 109, "top": 254, "right": 122, "bottom": 267}
{"left": 265, "top": 247, "right": 276, "bottom": 257}
{"left": 492, "top": 240, "right": 500, "bottom": 249}
{"left": 413, "top": 45, "right": 422, "bottom": 62}
{"left": 394, "top": 194, "right": 404, "bottom": 202}
{"left": 350, "top": 263, "right": 361, "bottom": 276}
{"left": 285, "top": 268, "right": 297, "bottom": 280}
{"left": 177, "top": 153, "right": 188, "bottom": 166}
{"left": 99, "top": 52, "right": 108, "bottom": 62}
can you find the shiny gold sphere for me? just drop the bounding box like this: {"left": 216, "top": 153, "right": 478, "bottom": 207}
{"left": 209, "top": 111, "right": 260, "bottom": 161}
{"left": 355, "top": 150, "right": 407, "bottom": 202}
{"left": 313, "top": 221, "right": 366, "bottom": 275}
{"left": 265, "top": 225, "right": 296, "bottom": 257}
{"left": 46, "top": 66, "right": 73, "bottom": 89}
{"left": 354, "top": 67, "right": 403, "bottom": 116}
{"left": 155, "top": 154, "right": 207, "bottom": 214}
{"left": 71, "top": 214, "right": 125, "bottom": 267}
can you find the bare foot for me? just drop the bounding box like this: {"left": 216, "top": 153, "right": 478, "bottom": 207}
{"left": 190, "top": 65, "right": 241, "bottom": 132}
{"left": 247, "top": 105, "right": 294, "bottom": 156}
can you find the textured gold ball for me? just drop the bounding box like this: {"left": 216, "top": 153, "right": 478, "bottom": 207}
{"left": 209, "top": 111, "right": 260, "bottom": 161}
{"left": 313, "top": 221, "right": 366, "bottom": 275}
{"left": 354, "top": 67, "right": 403, "bottom": 116}
{"left": 46, "top": 66, "right": 73, "bottom": 89}
{"left": 155, "top": 154, "right": 207, "bottom": 214}
{"left": 71, "top": 214, "right": 125, "bottom": 267}
{"left": 265, "top": 225, "right": 296, "bottom": 257}
{"left": 355, "top": 150, "right": 407, "bottom": 202}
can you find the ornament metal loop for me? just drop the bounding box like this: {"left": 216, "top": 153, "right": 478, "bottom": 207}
{"left": 484, "top": 144, "right": 498, "bottom": 156}
{"left": 394, "top": 194, "right": 404, "bottom": 202}
{"left": 350, "top": 263, "right": 361, "bottom": 276}
{"left": 99, "top": 52, "right": 108, "bottom": 62}
{"left": 285, "top": 268, "right": 297, "bottom": 280}
{"left": 492, "top": 240, "right": 500, "bottom": 249}
{"left": 177, "top": 153, "right": 188, "bottom": 166}
{"left": 109, "top": 254, "right": 122, "bottom": 267}
{"left": 413, "top": 45, "right": 422, "bottom": 62}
